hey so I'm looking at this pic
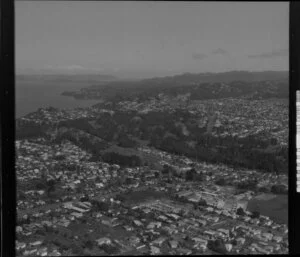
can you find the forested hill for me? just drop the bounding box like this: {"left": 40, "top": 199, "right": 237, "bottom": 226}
{"left": 140, "top": 71, "right": 288, "bottom": 85}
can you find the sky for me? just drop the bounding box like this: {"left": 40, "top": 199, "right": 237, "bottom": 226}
{"left": 16, "top": 1, "right": 289, "bottom": 79}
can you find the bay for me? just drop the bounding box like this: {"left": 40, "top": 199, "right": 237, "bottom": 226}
{"left": 16, "top": 77, "right": 101, "bottom": 118}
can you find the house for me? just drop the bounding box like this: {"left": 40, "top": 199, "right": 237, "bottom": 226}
{"left": 123, "top": 225, "right": 133, "bottom": 231}
{"left": 273, "top": 236, "right": 283, "bottom": 243}
{"left": 261, "top": 232, "right": 273, "bottom": 241}
{"left": 23, "top": 249, "right": 38, "bottom": 256}
{"left": 57, "top": 220, "right": 70, "bottom": 227}
{"left": 41, "top": 220, "right": 52, "bottom": 227}
{"left": 216, "top": 199, "right": 225, "bottom": 209}
{"left": 274, "top": 244, "right": 281, "bottom": 251}
{"left": 204, "top": 230, "right": 216, "bottom": 238}
{"left": 236, "top": 237, "right": 245, "bottom": 245}
{"left": 236, "top": 200, "right": 248, "bottom": 211}
{"left": 264, "top": 245, "right": 274, "bottom": 253}
{"left": 16, "top": 226, "right": 23, "bottom": 233}
{"left": 129, "top": 236, "right": 140, "bottom": 246}
{"left": 150, "top": 246, "right": 160, "bottom": 255}
{"left": 71, "top": 212, "right": 83, "bottom": 218}
{"left": 265, "top": 220, "right": 273, "bottom": 226}
{"left": 197, "top": 219, "right": 207, "bottom": 226}
{"left": 96, "top": 213, "right": 102, "bottom": 218}
{"left": 225, "top": 243, "right": 233, "bottom": 252}
{"left": 158, "top": 215, "right": 168, "bottom": 222}
{"left": 136, "top": 244, "right": 146, "bottom": 251}
{"left": 163, "top": 226, "right": 177, "bottom": 235}
{"left": 77, "top": 201, "right": 91, "bottom": 209}
{"left": 133, "top": 220, "right": 143, "bottom": 227}
{"left": 243, "top": 216, "right": 251, "bottom": 222}
{"left": 29, "top": 241, "right": 42, "bottom": 247}
{"left": 96, "top": 237, "right": 111, "bottom": 246}
{"left": 23, "top": 231, "right": 32, "bottom": 236}
{"left": 147, "top": 222, "right": 157, "bottom": 229}
{"left": 206, "top": 207, "right": 214, "bottom": 212}
{"left": 218, "top": 228, "right": 229, "bottom": 236}
{"left": 151, "top": 237, "right": 166, "bottom": 247}
{"left": 169, "top": 240, "right": 179, "bottom": 249}
{"left": 259, "top": 241, "right": 268, "bottom": 246}
{"left": 177, "top": 248, "right": 192, "bottom": 255}
{"left": 16, "top": 242, "right": 26, "bottom": 251}
{"left": 37, "top": 248, "right": 48, "bottom": 256}
{"left": 167, "top": 213, "right": 180, "bottom": 221}
{"left": 206, "top": 215, "right": 219, "bottom": 223}
{"left": 251, "top": 218, "right": 260, "bottom": 225}
{"left": 48, "top": 250, "right": 61, "bottom": 256}
{"left": 254, "top": 245, "right": 271, "bottom": 254}
{"left": 192, "top": 237, "right": 208, "bottom": 247}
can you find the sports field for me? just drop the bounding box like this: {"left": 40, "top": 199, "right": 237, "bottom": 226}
{"left": 247, "top": 194, "right": 287, "bottom": 224}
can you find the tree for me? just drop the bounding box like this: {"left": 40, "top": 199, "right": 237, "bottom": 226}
{"left": 215, "top": 178, "right": 226, "bottom": 186}
{"left": 46, "top": 179, "right": 56, "bottom": 197}
{"left": 185, "top": 168, "right": 196, "bottom": 181}
{"left": 195, "top": 172, "right": 205, "bottom": 182}
{"left": 162, "top": 164, "right": 171, "bottom": 176}
{"left": 207, "top": 239, "right": 227, "bottom": 254}
{"left": 270, "top": 138, "right": 278, "bottom": 145}
{"left": 258, "top": 186, "right": 270, "bottom": 193}
{"left": 141, "top": 173, "right": 146, "bottom": 183}
{"left": 54, "top": 155, "right": 66, "bottom": 161}
{"left": 18, "top": 191, "right": 27, "bottom": 200}
{"left": 93, "top": 201, "right": 110, "bottom": 212}
{"left": 115, "top": 194, "right": 126, "bottom": 202}
{"left": 237, "top": 180, "right": 257, "bottom": 191}
{"left": 179, "top": 209, "right": 185, "bottom": 216}
{"left": 84, "top": 239, "right": 94, "bottom": 250}
{"left": 71, "top": 243, "right": 84, "bottom": 255}
{"left": 231, "top": 239, "right": 237, "bottom": 246}
{"left": 198, "top": 199, "right": 207, "bottom": 206}
{"left": 101, "top": 244, "right": 119, "bottom": 255}
{"left": 236, "top": 207, "right": 245, "bottom": 216}
{"left": 80, "top": 194, "right": 89, "bottom": 202}
{"left": 154, "top": 171, "right": 160, "bottom": 178}
{"left": 251, "top": 211, "right": 260, "bottom": 219}
{"left": 35, "top": 181, "right": 46, "bottom": 190}
{"left": 271, "top": 184, "right": 287, "bottom": 194}
{"left": 125, "top": 177, "right": 133, "bottom": 185}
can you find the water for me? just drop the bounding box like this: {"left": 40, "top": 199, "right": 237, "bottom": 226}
{"left": 16, "top": 79, "right": 101, "bottom": 118}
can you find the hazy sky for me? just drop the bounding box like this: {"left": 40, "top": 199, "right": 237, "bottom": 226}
{"left": 16, "top": 1, "right": 289, "bottom": 78}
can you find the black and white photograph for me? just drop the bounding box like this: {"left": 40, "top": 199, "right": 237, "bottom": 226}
{"left": 14, "top": 1, "right": 289, "bottom": 255}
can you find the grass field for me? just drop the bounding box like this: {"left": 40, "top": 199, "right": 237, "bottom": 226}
{"left": 247, "top": 194, "right": 288, "bottom": 224}
{"left": 103, "top": 145, "right": 163, "bottom": 170}
{"left": 122, "top": 189, "right": 167, "bottom": 204}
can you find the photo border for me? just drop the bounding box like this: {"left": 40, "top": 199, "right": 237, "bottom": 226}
{"left": 0, "top": 0, "right": 297, "bottom": 256}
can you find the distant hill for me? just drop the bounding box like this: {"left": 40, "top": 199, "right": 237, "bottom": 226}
{"left": 141, "top": 70, "right": 288, "bottom": 85}
{"left": 52, "top": 70, "right": 288, "bottom": 101}
{"left": 16, "top": 74, "right": 118, "bottom": 84}
{"left": 67, "top": 73, "right": 288, "bottom": 102}
{"left": 87, "top": 70, "right": 288, "bottom": 93}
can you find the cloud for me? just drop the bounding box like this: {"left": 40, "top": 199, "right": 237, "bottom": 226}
{"left": 45, "top": 64, "right": 100, "bottom": 71}
{"left": 46, "top": 65, "right": 87, "bottom": 70}
{"left": 192, "top": 48, "right": 229, "bottom": 60}
{"left": 192, "top": 53, "right": 208, "bottom": 60}
{"left": 63, "top": 65, "right": 87, "bottom": 70}
{"left": 212, "top": 48, "right": 228, "bottom": 55}
{"left": 248, "top": 49, "right": 288, "bottom": 59}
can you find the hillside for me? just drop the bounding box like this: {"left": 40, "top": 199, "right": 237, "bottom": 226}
{"left": 61, "top": 71, "right": 288, "bottom": 101}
